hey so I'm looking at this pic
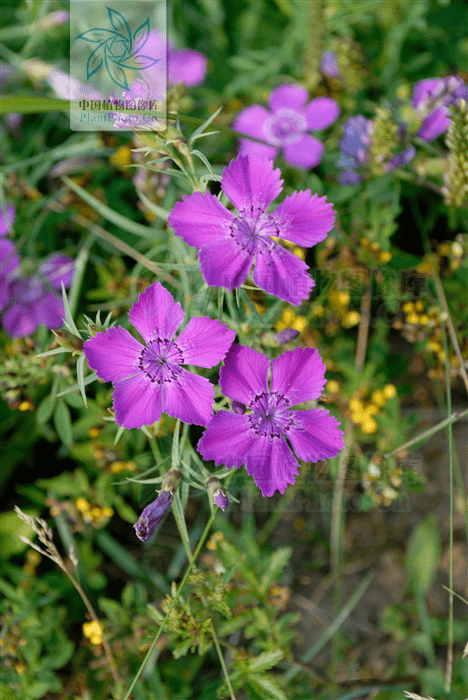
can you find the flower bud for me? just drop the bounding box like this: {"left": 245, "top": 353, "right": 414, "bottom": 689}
{"left": 206, "top": 477, "right": 229, "bottom": 511}
{"left": 52, "top": 329, "right": 84, "bottom": 353}
{"left": 275, "top": 328, "right": 299, "bottom": 344}
{"left": 134, "top": 491, "right": 173, "bottom": 542}
{"left": 134, "top": 469, "right": 182, "bottom": 542}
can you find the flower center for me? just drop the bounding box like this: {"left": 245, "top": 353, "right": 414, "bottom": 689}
{"left": 229, "top": 213, "right": 280, "bottom": 254}
{"left": 248, "top": 391, "right": 293, "bottom": 438}
{"left": 264, "top": 108, "right": 307, "bottom": 146}
{"left": 138, "top": 339, "right": 183, "bottom": 384}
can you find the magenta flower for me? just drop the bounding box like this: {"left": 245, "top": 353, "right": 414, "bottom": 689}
{"left": 233, "top": 84, "right": 340, "bottom": 169}
{"left": 143, "top": 29, "right": 207, "bottom": 90}
{"left": 84, "top": 282, "right": 235, "bottom": 429}
{"left": 321, "top": 52, "right": 340, "bottom": 79}
{"left": 198, "top": 345, "right": 344, "bottom": 497}
{"left": 0, "top": 204, "right": 15, "bottom": 236}
{"left": 1, "top": 254, "right": 74, "bottom": 337}
{"left": 413, "top": 76, "right": 468, "bottom": 141}
{"left": 168, "top": 155, "right": 335, "bottom": 306}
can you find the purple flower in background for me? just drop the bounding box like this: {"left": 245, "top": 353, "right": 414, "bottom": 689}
{"left": 413, "top": 76, "right": 468, "bottom": 141}
{"left": 2, "top": 254, "right": 74, "bottom": 337}
{"left": 338, "top": 115, "right": 372, "bottom": 184}
{"left": 47, "top": 67, "right": 103, "bottom": 101}
{"left": 134, "top": 491, "right": 172, "bottom": 541}
{"left": 143, "top": 29, "right": 207, "bottom": 90}
{"left": 198, "top": 345, "right": 344, "bottom": 497}
{"left": 386, "top": 146, "right": 416, "bottom": 171}
{"left": 321, "top": 52, "right": 340, "bottom": 79}
{"left": 234, "top": 84, "right": 340, "bottom": 169}
{"left": 168, "top": 155, "right": 335, "bottom": 305}
{"left": 84, "top": 282, "right": 235, "bottom": 429}
{"left": 0, "top": 204, "right": 15, "bottom": 236}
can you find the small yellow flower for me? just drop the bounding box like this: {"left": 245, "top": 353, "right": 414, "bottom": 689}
{"left": 349, "top": 398, "right": 363, "bottom": 412}
{"left": 437, "top": 243, "right": 451, "bottom": 256}
{"left": 83, "top": 621, "right": 103, "bottom": 639}
{"left": 19, "top": 400, "right": 33, "bottom": 411}
{"left": 292, "top": 246, "right": 306, "bottom": 261}
{"left": 402, "top": 301, "right": 414, "bottom": 313}
{"left": 371, "top": 390, "right": 386, "bottom": 407}
{"left": 312, "top": 304, "right": 324, "bottom": 316}
{"left": 366, "top": 404, "right": 379, "bottom": 415}
{"left": 360, "top": 236, "right": 370, "bottom": 247}
{"left": 102, "top": 507, "right": 114, "bottom": 518}
{"left": 109, "top": 145, "right": 132, "bottom": 169}
{"left": 427, "top": 340, "right": 440, "bottom": 352}
{"left": 88, "top": 427, "right": 101, "bottom": 439}
{"left": 419, "top": 313, "right": 429, "bottom": 325}
{"left": 337, "top": 291, "right": 350, "bottom": 306}
{"left": 406, "top": 313, "right": 420, "bottom": 325}
{"left": 378, "top": 251, "right": 392, "bottom": 264}
{"left": 383, "top": 384, "right": 397, "bottom": 399}
{"left": 75, "top": 498, "right": 90, "bottom": 511}
{"left": 326, "top": 380, "right": 340, "bottom": 394}
{"left": 370, "top": 241, "right": 380, "bottom": 252}
{"left": 342, "top": 310, "right": 360, "bottom": 327}
{"left": 361, "top": 417, "right": 377, "bottom": 434}
{"left": 414, "top": 300, "right": 424, "bottom": 312}
{"left": 110, "top": 461, "right": 126, "bottom": 473}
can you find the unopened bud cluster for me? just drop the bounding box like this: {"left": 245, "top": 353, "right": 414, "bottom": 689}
{"left": 443, "top": 99, "right": 468, "bottom": 208}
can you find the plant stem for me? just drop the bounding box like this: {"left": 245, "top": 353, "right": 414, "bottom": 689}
{"left": 210, "top": 622, "right": 237, "bottom": 700}
{"left": 441, "top": 321, "right": 454, "bottom": 692}
{"left": 122, "top": 512, "right": 215, "bottom": 700}
{"left": 383, "top": 408, "right": 468, "bottom": 458}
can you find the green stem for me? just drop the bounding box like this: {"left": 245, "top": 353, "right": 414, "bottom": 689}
{"left": 122, "top": 513, "right": 215, "bottom": 700}
{"left": 441, "top": 321, "right": 454, "bottom": 692}
{"left": 383, "top": 408, "right": 468, "bottom": 459}
{"left": 68, "top": 233, "right": 94, "bottom": 318}
{"left": 210, "top": 622, "right": 236, "bottom": 700}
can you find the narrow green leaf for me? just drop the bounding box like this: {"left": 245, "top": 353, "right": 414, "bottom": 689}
{"left": 61, "top": 283, "right": 79, "bottom": 335}
{"left": 36, "top": 394, "right": 56, "bottom": 424}
{"left": 56, "top": 371, "right": 97, "bottom": 397}
{"left": 189, "top": 106, "right": 222, "bottom": 142}
{"left": 53, "top": 400, "right": 73, "bottom": 446}
{"left": 76, "top": 354, "right": 88, "bottom": 407}
{"left": 246, "top": 650, "right": 284, "bottom": 673}
{"left": 406, "top": 515, "right": 441, "bottom": 594}
{"left": 62, "top": 176, "right": 161, "bottom": 239}
{"left": 135, "top": 190, "right": 170, "bottom": 221}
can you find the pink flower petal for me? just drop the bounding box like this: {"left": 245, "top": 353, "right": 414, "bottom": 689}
{"left": 283, "top": 133, "right": 324, "bottom": 169}
{"left": 304, "top": 96, "right": 340, "bottom": 131}
{"left": 268, "top": 84, "right": 309, "bottom": 112}
{"left": 244, "top": 435, "right": 300, "bottom": 497}
{"left": 199, "top": 237, "right": 253, "bottom": 290}
{"left": 2, "top": 302, "right": 36, "bottom": 337}
{"left": 168, "top": 192, "right": 234, "bottom": 248}
{"left": 112, "top": 373, "right": 163, "bottom": 429}
{"left": 0, "top": 204, "right": 15, "bottom": 236}
{"left": 34, "top": 292, "right": 65, "bottom": 329}
{"left": 221, "top": 155, "right": 283, "bottom": 214}
{"left": 84, "top": 326, "right": 143, "bottom": 383}
{"left": 273, "top": 190, "right": 335, "bottom": 247}
{"left": 416, "top": 105, "right": 450, "bottom": 141}
{"left": 233, "top": 105, "right": 278, "bottom": 160}
{"left": 288, "top": 408, "right": 344, "bottom": 461}
{"left": 197, "top": 411, "right": 256, "bottom": 468}
{"left": 163, "top": 368, "right": 214, "bottom": 426}
{"left": 176, "top": 316, "right": 235, "bottom": 367}
{"left": 0, "top": 238, "right": 20, "bottom": 277}
{"left": 168, "top": 48, "right": 207, "bottom": 87}
{"left": 39, "top": 254, "right": 74, "bottom": 290}
{"left": 412, "top": 78, "right": 445, "bottom": 109}
{"left": 219, "top": 344, "right": 269, "bottom": 405}
{"left": 270, "top": 347, "right": 326, "bottom": 404}
{"left": 253, "top": 240, "right": 313, "bottom": 305}
{"left": 129, "top": 282, "right": 184, "bottom": 344}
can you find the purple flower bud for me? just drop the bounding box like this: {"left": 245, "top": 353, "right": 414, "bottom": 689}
{"left": 275, "top": 328, "right": 299, "bottom": 344}
{"left": 231, "top": 400, "right": 246, "bottom": 415}
{"left": 321, "top": 52, "right": 340, "bottom": 79}
{"left": 206, "top": 477, "right": 229, "bottom": 510}
{"left": 134, "top": 491, "right": 173, "bottom": 542}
